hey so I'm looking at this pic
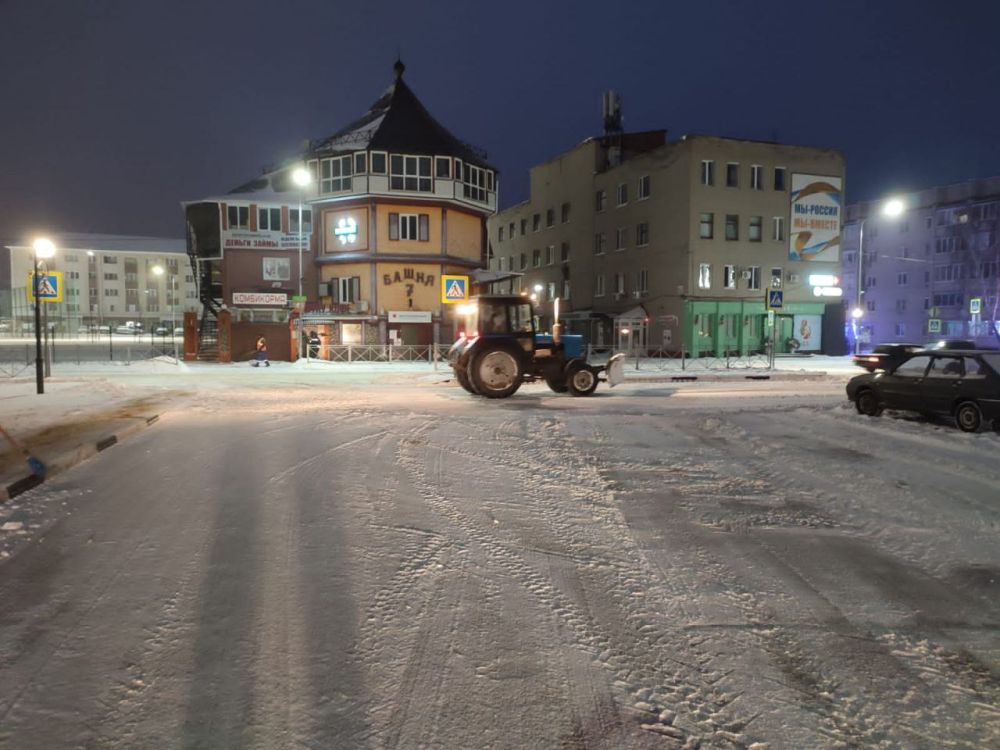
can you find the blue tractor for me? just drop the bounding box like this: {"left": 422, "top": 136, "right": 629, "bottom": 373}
{"left": 447, "top": 295, "right": 625, "bottom": 398}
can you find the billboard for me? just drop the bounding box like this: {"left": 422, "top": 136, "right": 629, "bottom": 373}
{"left": 789, "top": 174, "right": 842, "bottom": 262}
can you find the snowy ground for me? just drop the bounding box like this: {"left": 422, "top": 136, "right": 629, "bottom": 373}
{"left": 0, "top": 362, "right": 998, "bottom": 749}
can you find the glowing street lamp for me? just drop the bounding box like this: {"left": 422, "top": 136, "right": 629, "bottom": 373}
{"left": 854, "top": 196, "right": 906, "bottom": 354}
{"left": 291, "top": 166, "right": 312, "bottom": 300}
{"left": 32, "top": 238, "right": 56, "bottom": 394}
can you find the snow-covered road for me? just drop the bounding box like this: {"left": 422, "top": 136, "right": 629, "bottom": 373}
{"left": 1, "top": 378, "right": 998, "bottom": 749}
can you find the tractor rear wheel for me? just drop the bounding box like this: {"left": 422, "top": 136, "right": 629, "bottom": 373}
{"left": 455, "top": 365, "right": 477, "bottom": 394}
{"left": 566, "top": 363, "right": 599, "bottom": 396}
{"left": 470, "top": 346, "right": 523, "bottom": 398}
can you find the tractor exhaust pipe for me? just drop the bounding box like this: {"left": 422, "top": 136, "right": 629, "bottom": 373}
{"left": 552, "top": 297, "right": 561, "bottom": 345}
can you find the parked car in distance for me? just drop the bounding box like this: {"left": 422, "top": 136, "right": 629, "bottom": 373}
{"left": 852, "top": 343, "right": 923, "bottom": 372}
{"left": 115, "top": 323, "right": 143, "bottom": 335}
{"left": 173, "top": 327, "right": 185, "bottom": 337}
{"left": 847, "top": 349, "right": 1000, "bottom": 431}
{"left": 152, "top": 326, "right": 170, "bottom": 336}
{"left": 928, "top": 339, "right": 977, "bottom": 350}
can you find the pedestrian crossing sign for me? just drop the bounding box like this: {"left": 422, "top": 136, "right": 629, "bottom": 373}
{"left": 441, "top": 275, "right": 469, "bottom": 304}
{"left": 27, "top": 271, "right": 63, "bottom": 303}
{"left": 767, "top": 290, "right": 783, "bottom": 309}
{"left": 928, "top": 318, "right": 941, "bottom": 333}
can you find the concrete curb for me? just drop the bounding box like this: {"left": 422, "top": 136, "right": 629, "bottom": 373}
{"left": 1, "top": 414, "right": 160, "bottom": 503}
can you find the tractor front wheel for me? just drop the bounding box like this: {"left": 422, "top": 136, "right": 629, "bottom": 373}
{"left": 566, "top": 363, "right": 599, "bottom": 397}
{"left": 470, "top": 347, "right": 523, "bottom": 398}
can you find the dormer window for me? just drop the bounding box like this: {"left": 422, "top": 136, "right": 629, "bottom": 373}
{"left": 463, "top": 163, "right": 488, "bottom": 203}
{"left": 320, "top": 156, "right": 352, "bottom": 193}
{"left": 435, "top": 157, "right": 452, "bottom": 178}
{"left": 390, "top": 154, "right": 432, "bottom": 191}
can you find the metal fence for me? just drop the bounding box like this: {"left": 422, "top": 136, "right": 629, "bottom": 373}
{"left": 587, "top": 344, "right": 773, "bottom": 371}
{"left": 0, "top": 335, "right": 180, "bottom": 375}
{"left": 308, "top": 344, "right": 452, "bottom": 364}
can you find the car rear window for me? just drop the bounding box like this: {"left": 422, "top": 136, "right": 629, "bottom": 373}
{"left": 981, "top": 353, "right": 1000, "bottom": 376}
{"left": 964, "top": 356, "right": 990, "bottom": 378}
{"left": 927, "top": 357, "right": 965, "bottom": 378}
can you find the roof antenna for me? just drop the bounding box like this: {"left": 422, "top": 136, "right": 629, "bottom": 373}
{"left": 394, "top": 49, "right": 405, "bottom": 81}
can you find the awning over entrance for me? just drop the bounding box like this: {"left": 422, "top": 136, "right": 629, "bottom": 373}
{"left": 615, "top": 305, "right": 648, "bottom": 321}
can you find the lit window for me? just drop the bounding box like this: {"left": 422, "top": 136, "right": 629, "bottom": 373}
{"left": 701, "top": 160, "right": 714, "bottom": 186}
{"left": 698, "top": 263, "right": 711, "bottom": 289}
{"left": 700, "top": 213, "right": 714, "bottom": 239}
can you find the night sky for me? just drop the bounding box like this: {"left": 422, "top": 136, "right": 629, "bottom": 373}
{"left": 2, "top": 0, "right": 999, "bottom": 242}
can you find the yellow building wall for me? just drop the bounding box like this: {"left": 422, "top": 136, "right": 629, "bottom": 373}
{"left": 320, "top": 263, "right": 372, "bottom": 301}
{"left": 447, "top": 210, "right": 483, "bottom": 262}
{"left": 376, "top": 262, "right": 443, "bottom": 312}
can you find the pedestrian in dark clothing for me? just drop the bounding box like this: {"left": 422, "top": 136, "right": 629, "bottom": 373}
{"left": 308, "top": 330, "right": 321, "bottom": 359}
{"left": 252, "top": 336, "right": 269, "bottom": 367}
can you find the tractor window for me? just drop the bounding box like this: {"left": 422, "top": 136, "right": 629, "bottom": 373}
{"left": 509, "top": 303, "right": 534, "bottom": 334}
{"left": 481, "top": 302, "right": 508, "bottom": 333}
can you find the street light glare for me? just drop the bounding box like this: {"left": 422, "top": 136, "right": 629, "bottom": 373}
{"left": 291, "top": 167, "right": 311, "bottom": 187}
{"left": 851, "top": 307, "right": 864, "bottom": 319}
{"left": 533, "top": 283, "right": 543, "bottom": 292}
{"left": 152, "top": 265, "right": 164, "bottom": 276}
{"left": 33, "top": 238, "right": 56, "bottom": 258}
{"left": 883, "top": 198, "right": 905, "bottom": 217}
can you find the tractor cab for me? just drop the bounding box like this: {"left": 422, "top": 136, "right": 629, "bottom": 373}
{"left": 448, "top": 295, "right": 625, "bottom": 399}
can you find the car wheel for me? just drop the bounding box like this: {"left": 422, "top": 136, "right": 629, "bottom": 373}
{"left": 855, "top": 389, "right": 882, "bottom": 417}
{"left": 954, "top": 401, "right": 983, "bottom": 433}
{"left": 470, "top": 347, "right": 523, "bottom": 399}
{"left": 566, "top": 363, "right": 599, "bottom": 397}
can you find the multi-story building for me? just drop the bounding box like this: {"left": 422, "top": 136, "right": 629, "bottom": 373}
{"left": 184, "top": 60, "right": 497, "bottom": 358}
{"left": 2, "top": 233, "right": 193, "bottom": 334}
{"left": 842, "top": 176, "right": 1000, "bottom": 349}
{"left": 489, "top": 100, "right": 845, "bottom": 355}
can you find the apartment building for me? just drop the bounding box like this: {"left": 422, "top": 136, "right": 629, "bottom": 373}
{"left": 489, "top": 109, "right": 845, "bottom": 356}
{"left": 2, "top": 233, "right": 193, "bottom": 333}
{"left": 842, "top": 176, "right": 1000, "bottom": 349}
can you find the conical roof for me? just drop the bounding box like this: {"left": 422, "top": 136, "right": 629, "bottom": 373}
{"left": 309, "top": 60, "right": 495, "bottom": 170}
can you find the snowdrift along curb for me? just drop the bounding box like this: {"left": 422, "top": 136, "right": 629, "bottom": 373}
{"left": 1, "top": 414, "right": 160, "bottom": 502}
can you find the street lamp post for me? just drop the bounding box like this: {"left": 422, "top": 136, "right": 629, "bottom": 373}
{"left": 853, "top": 197, "right": 906, "bottom": 354}
{"left": 291, "top": 167, "right": 312, "bottom": 301}
{"left": 153, "top": 264, "right": 179, "bottom": 360}
{"left": 31, "top": 238, "right": 56, "bottom": 394}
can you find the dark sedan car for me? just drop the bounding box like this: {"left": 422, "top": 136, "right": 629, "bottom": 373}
{"left": 852, "top": 343, "right": 923, "bottom": 372}
{"left": 846, "top": 350, "right": 1000, "bottom": 431}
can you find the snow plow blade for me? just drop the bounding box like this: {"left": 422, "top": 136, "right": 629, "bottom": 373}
{"left": 605, "top": 353, "right": 626, "bottom": 387}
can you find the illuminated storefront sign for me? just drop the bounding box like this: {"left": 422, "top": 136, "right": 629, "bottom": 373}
{"left": 334, "top": 217, "right": 358, "bottom": 245}
{"left": 232, "top": 292, "right": 288, "bottom": 306}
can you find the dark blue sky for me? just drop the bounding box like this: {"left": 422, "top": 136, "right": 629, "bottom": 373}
{"left": 2, "top": 0, "right": 998, "bottom": 240}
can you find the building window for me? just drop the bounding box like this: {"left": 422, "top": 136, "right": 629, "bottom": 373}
{"left": 898, "top": 272, "right": 908, "bottom": 285}
{"left": 724, "top": 265, "right": 737, "bottom": 289}
{"left": 258, "top": 207, "right": 281, "bottom": 232}
{"left": 726, "top": 162, "right": 739, "bottom": 187}
{"left": 289, "top": 208, "right": 312, "bottom": 234}
{"left": 561, "top": 202, "right": 571, "bottom": 223}
{"left": 772, "top": 216, "right": 785, "bottom": 242}
{"left": 749, "top": 216, "right": 762, "bottom": 242}
{"left": 520, "top": 218, "right": 528, "bottom": 235}
{"left": 227, "top": 205, "right": 249, "bottom": 229}
{"left": 371, "top": 152, "right": 387, "bottom": 174}
{"left": 614, "top": 272, "right": 625, "bottom": 296}
{"left": 596, "top": 190, "right": 607, "bottom": 212}
{"left": 462, "top": 163, "right": 489, "bottom": 202}
{"left": 546, "top": 208, "right": 555, "bottom": 227}
{"left": 498, "top": 226, "right": 504, "bottom": 243}
{"left": 563, "top": 280, "right": 571, "bottom": 299}
{"left": 354, "top": 152, "right": 367, "bottom": 174}
{"left": 701, "top": 160, "right": 714, "bottom": 186}
{"left": 520, "top": 253, "right": 527, "bottom": 270}
{"left": 532, "top": 213, "right": 540, "bottom": 232}
{"left": 561, "top": 242, "right": 570, "bottom": 263}
{"left": 638, "top": 175, "right": 650, "bottom": 199}
{"left": 103, "top": 255, "right": 117, "bottom": 264}
{"left": 594, "top": 233, "right": 606, "bottom": 254}
{"left": 321, "top": 155, "right": 353, "bottom": 193}
{"left": 700, "top": 212, "right": 714, "bottom": 239}
{"left": 546, "top": 245, "right": 554, "bottom": 265}
{"left": 638, "top": 269, "right": 649, "bottom": 293}
{"left": 497, "top": 256, "right": 506, "bottom": 271}
{"left": 336, "top": 277, "right": 361, "bottom": 303}
{"left": 725, "top": 214, "right": 739, "bottom": 241}
{"left": 390, "top": 154, "right": 432, "bottom": 192}
{"left": 104, "top": 273, "right": 118, "bottom": 281}
{"left": 895, "top": 323, "right": 906, "bottom": 336}
{"left": 896, "top": 299, "right": 907, "bottom": 312}
{"left": 615, "top": 227, "right": 627, "bottom": 251}
{"left": 388, "top": 213, "right": 429, "bottom": 241}
{"left": 698, "top": 263, "right": 711, "bottom": 289}
{"left": 508, "top": 221, "right": 515, "bottom": 238}
{"left": 435, "top": 157, "right": 451, "bottom": 178}
{"left": 770, "top": 267, "right": 783, "bottom": 288}
{"left": 636, "top": 222, "right": 649, "bottom": 246}
{"left": 617, "top": 183, "right": 628, "bottom": 206}
{"left": 773, "top": 167, "right": 786, "bottom": 191}
{"left": 748, "top": 266, "right": 761, "bottom": 290}
{"left": 595, "top": 274, "right": 606, "bottom": 297}
{"left": 532, "top": 248, "right": 541, "bottom": 267}
{"left": 750, "top": 165, "right": 763, "bottom": 190}
{"left": 867, "top": 300, "right": 876, "bottom": 312}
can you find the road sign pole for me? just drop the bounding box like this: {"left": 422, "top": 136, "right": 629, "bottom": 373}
{"left": 33, "top": 266, "right": 44, "bottom": 394}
